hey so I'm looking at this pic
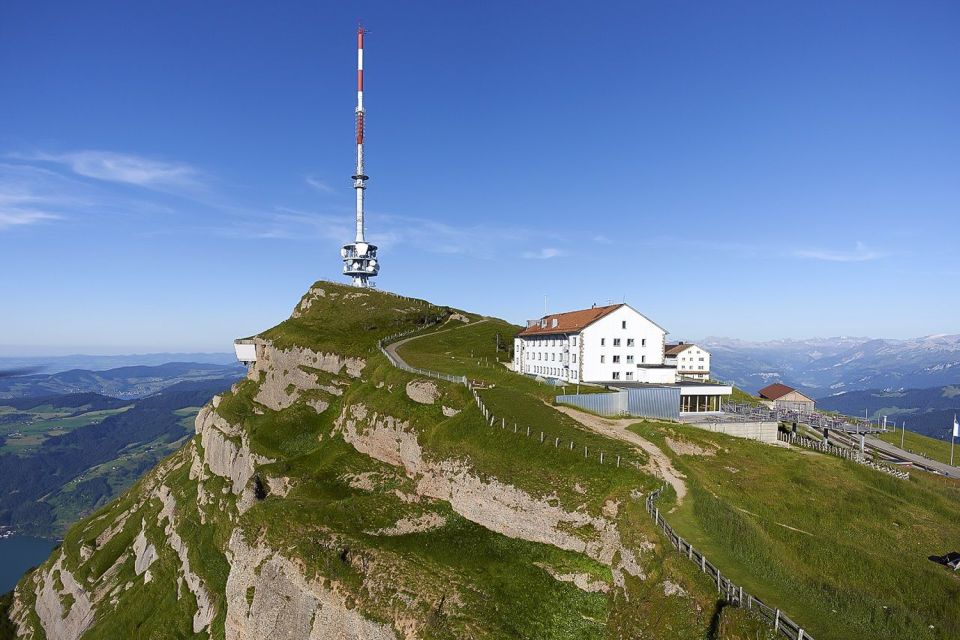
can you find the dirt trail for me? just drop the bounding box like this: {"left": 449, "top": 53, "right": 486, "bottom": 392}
{"left": 552, "top": 404, "right": 688, "bottom": 503}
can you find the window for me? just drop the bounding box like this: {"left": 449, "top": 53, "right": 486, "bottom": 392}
{"left": 699, "top": 357, "right": 705, "bottom": 362}
{"left": 641, "top": 355, "right": 646, "bottom": 363}
{"left": 572, "top": 354, "right": 577, "bottom": 363}
{"left": 625, "top": 372, "right": 634, "bottom": 380}
{"left": 571, "top": 337, "right": 577, "bottom": 346}
{"left": 601, "top": 338, "right": 606, "bottom": 346}
{"left": 641, "top": 339, "right": 647, "bottom": 347}
{"left": 622, "top": 321, "right": 627, "bottom": 329}
{"left": 612, "top": 355, "right": 621, "bottom": 363}
{"left": 600, "top": 355, "right": 605, "bottom": 363}
{"left": 551, "top": 353, "right": 555, "bottom": 361}
{"left": 626, "top": 355, "right": 634, "bottom": 364}
{"left": 613, "top": 338, "right": 621, "bottom": 347}
{"left": 627, "top": 339, "right": 634, "bottom": 347}
{"left": 612, "top": 372, "right": 621, "bottom": 380}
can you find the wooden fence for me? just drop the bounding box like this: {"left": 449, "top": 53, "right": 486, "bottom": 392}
{"left": 646, "top": 487, "right": 814, "bottom": 640}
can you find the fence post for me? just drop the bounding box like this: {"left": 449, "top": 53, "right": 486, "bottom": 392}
{"left": 774, "top": 610, "right": 780, "bottom": 632}
{"left": 600, "top": 451, "right": 604, "bottom": 464}
{"left": 617, "top": 455, "right": 621, "bottom": 468}
{"left": 526, "top": 426, "right": 530, "bottom": 437}
{"left": 798, "top": 629, "right": 805, "bottom": 640}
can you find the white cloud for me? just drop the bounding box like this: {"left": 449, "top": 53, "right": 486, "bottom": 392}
{"left": 0, "top": 209, "right": 59, "bottom": 230}
{"left": 305, "top": 176, "right": 335, "bottom": 193}
{"left": 793, "top": 242, "right": 887, "bottom": 262}
{"left": 522, "top": 247, "right": 566, "bottom": 260}
{"left": 18, "top": 150, "right": 200, "bottom": 190}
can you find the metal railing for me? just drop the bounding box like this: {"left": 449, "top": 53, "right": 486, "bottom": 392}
{"left": 378, "top": 324, "right": 469, "bottom": 387}
{"left": 778, "top": 432, "right": 910, "bottom": 480}
{"left": 646, "top": 487, "right": 813, "bottom": 640}
{"left": 723, "top": 403, "right": 883, "bottom": 434}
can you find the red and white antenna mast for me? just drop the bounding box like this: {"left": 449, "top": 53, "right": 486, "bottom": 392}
{"left": 341, "top": 25, "right": 379, "bottom": 287}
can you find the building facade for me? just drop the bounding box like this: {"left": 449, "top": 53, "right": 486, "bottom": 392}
{"left": 664, "top": 343, "right": 711, "bottom": 381}
{"left": 514, "top": 304, "right": 670, "bottom": 384}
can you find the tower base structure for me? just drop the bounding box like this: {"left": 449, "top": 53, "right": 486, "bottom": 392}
{"left": 341, "top": 241, "right": 379, "bottom": 287}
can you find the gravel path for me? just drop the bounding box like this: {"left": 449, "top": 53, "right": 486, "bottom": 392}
{"left": 551, "top": 404, "right": 688, "bottom": 503}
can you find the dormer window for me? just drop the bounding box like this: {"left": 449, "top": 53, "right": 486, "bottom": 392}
{"left": 551, "top": 318, "right": 558, "bottom": 328}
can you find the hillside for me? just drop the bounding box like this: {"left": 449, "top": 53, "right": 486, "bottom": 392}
{"left": 0, "top": 380, "right": 239, "bottom": 537}
{"left": 817, "top": 385, "right": 960, "bottom": 439}
{"left": 0, "top": 363, "right": 244, "bottom": 401}
{"left": 6, "top": 282, "right": 959, "bottom": 639}
{"left": 6, "top": 283, "right": 780, "bottom": 639}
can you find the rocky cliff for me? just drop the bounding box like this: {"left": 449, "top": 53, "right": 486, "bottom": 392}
{"left": 7, "top": 282, "right": 764, "bottom": 639}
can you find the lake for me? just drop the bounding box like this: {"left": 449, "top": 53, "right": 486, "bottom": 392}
{"left": 0, "top": 535, "right": 58, "bottom": 592}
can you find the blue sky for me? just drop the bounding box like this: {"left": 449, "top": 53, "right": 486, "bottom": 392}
{"left": 1, "top": 0, "right": 957, "bottom": 354}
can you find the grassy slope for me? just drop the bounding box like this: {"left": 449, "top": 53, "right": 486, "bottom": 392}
{"left": 629, "top": 420, "right": 960, "bottom": 640}
{"left": 876, "top": 428, "right": 957, "bottom": 467}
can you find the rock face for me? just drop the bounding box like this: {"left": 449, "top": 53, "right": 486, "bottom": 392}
{"left": 405, "top": 380, "right": 439, "bottom": 405}
{"left": 336, "top": 403, "right": 636, "bottom": 567}
{"left": 196, "top": 404, "right": 272, "bottom": 494}
{"left": 31, "top": 557, "right": 95, "bottom": 640}
{"left": 252, "top": 342, "right": 365, "bottom": 411}
{"left": 224, "top": 532, "right": 398, "bottom": 640}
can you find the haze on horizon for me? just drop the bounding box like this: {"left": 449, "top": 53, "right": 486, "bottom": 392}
{"left": 1, "top": 1, "right": 957, "bottom": 354}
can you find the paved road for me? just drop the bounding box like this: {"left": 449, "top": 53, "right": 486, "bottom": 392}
{"left": 384, "top": 317, "right": 488, "bottom": 370}
{"left": 863, "top": 435, "right": 960, "bottom": 479}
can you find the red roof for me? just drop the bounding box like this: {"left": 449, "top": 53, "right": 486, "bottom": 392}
{"left": 665, "top": 343, "right": 695, "bottom": 356}
{"left": 517, "top": 304, "right": 623, "bottom": 337}
{"left": 758, "top": 383, "right": 799, "bottom": 400}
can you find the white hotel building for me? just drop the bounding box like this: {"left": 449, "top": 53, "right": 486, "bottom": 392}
{"left": 514, "top": 304, "right": 677, "bottom": 384}
{"left": 514, "top": 304, "right": 729, "bottom": 415}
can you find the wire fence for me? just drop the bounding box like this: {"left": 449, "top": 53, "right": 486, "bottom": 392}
{"left": 378, "top": 324, "right": 641, "bottom": 470}
{"left": 778, "top": 432, "right": 910, "bottom": 480}
{"left": 645, "top": 487, "right": 814, "bottom": 640}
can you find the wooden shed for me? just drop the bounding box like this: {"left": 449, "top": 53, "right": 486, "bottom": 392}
{"left": 757, "top": 383, "right": 815, "bottom": 413}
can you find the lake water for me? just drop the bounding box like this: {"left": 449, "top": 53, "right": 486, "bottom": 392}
{"left": 0, "top": 535, "right": 58, "bottom": 592}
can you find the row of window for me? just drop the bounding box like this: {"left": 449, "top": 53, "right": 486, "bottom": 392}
{"left": 600, "top": 355, "right": 646, "bottom": 364}
{"left": 680, "top": 356, "right": 706, "bottom": 362}
{"left": 600, "top": 338, "right": 646, "bottom": 347}
{"left": 610, "top": 372, "right": 635, "bottom": 380}
{"left": 528, "top": 365, "right": 578, "bottom": 380}
{"left": 525, "top": 352, "right": 577, "bottom": 363}
{"left": 525, "top": 336, "right": 578, "bottom": 347}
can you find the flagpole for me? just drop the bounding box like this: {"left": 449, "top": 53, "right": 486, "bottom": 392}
{"left": 951, "top": 414, "right": 956, "bottom": 467}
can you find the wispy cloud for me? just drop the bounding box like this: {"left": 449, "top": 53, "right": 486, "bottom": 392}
{"left": 793, "top": 242, "right": 888, "bottom": 263}
{"left": 305, "top": 176, "right": 335, "bottom": 193}
{"left": 593, "top": 234, "right": 614, "bottom": 244}
{"left": 15, "top": 150, "right": 201, "bottom": 190}
{"left": 0, "top": 209, "right": 59, "bottom": 230}
{"left": 522, "top": 247, "right": 566, "bottom": 260}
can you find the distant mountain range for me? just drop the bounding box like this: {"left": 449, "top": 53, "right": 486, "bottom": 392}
{"left": 817, "top": 385, "right": 960, "bottom": 440}
{"left": 0, "top": 351, "right": 236, "bottom": 375}
{"left": 699, "top": 334, "right": 960, "bottom": 396}
{"left": 0, "top": 361, "right": 245, "bottom": 400}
